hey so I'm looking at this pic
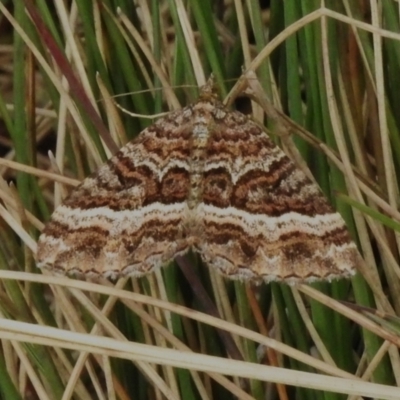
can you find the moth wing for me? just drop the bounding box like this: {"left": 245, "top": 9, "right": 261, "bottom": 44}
{"left": 196, "top": 108, "right": 359, "bottom": 283}
{"left": 37, "top": 108, "right": 194, "bottom": 278}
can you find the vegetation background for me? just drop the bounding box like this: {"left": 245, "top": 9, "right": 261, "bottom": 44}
{"left": 0, "top": 0, "right": 399, "bottom": 399}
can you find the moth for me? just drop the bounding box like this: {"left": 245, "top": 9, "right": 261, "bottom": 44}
{"left": 36, "top": 79, "right": 360, "bottom": 283}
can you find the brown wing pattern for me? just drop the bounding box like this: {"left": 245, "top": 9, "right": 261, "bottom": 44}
{"left": 37, "top": 80, "right": 360, "bottom": 283}
{"left": 36, "top": 108, "right": 195, "bottom": 278}
{"left": 196, "top": 103, "right": 360, "bottom": 283}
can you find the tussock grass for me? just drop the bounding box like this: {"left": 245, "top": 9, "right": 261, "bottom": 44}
{"left": 0, "top": 1, "right": 399, "bottom": 399}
